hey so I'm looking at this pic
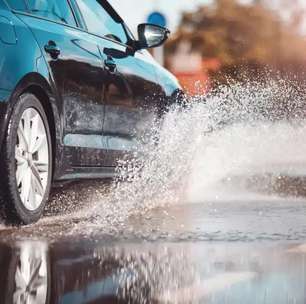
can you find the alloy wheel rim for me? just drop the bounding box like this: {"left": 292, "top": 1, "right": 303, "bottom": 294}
{"left": 15, "top": 108, "right": 49, "bottom": 211}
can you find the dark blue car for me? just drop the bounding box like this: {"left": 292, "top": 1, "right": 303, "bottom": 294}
{"left": 0, "top": 0, "right": 182, "bottom": 224}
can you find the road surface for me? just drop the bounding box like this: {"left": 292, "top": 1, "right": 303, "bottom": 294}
{"left": 0, "top": 174, "right": 306, "bottom": 303}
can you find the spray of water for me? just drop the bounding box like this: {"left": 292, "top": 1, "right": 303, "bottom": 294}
{"left": 70, "top": 77, "right": 306, "bottom": 233}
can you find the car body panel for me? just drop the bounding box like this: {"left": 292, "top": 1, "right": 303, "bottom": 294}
{"left": 17, "top": 13, "right": 107, "bottom": 168}
{"left": 96, "top": 38, "right": 165, "bottom": 166}
{"left": 0, "top": 15, "right": 17, "bottom": 45}
{"left": 0, "top": 8, "right": 43, "bottom": 91}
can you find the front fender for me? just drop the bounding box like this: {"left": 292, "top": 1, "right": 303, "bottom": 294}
{"left": 4, "top": 72, "right": 63, "bottom": 180}
{"left": 0, "top": 88, "right": 12, "bottom": 148}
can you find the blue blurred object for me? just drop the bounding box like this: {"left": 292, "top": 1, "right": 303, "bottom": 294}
{"left": 147, "top": 11, "right": 167, "bottom": 27}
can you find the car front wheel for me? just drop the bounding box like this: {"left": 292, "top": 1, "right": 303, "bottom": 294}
{"left": 0, "top": 93, "right": 52, "bottom": 225}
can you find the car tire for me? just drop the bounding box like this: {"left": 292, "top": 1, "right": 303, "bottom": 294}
{"left": 0, "top": 93, "right": 52, "bottom": 225}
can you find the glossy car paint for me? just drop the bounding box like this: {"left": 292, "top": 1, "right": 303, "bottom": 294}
{"left": 0, "top": 0, "right": 183, "bottom": 182}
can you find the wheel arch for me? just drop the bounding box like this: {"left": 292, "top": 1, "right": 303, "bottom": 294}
{"left": 8, "top": 72, "right": 62, "bottom": 180}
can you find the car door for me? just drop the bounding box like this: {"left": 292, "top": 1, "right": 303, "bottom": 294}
{"left": 101, "top": 44, "right": 165, "bottom": 166}
{"left": 74, "top": 0, "right": 164, "bottom": 167}
{"left": 17, "top": 0, "right": 107, "bottom": 168}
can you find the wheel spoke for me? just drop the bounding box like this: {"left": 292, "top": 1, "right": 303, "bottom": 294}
{"left": 16, "top": 148, "right": 28, "bottom": 186}
{"left": 33, "top": 161, "right": 48, "bottom": 173}
{"left": 20, "top": 170, "right": 31, "bottom": 204}
{"left": 15, "top": 156, "right": 26, "bottom": 166}
{"left": 29, "top": 176, "right": 37, "bottom": 209}
{"left": 16, "top": 163, "right": 28, "bottom": 186}
{"left": 17, "top": 124, "right": 28, "bottom": 151}
{"left": 30, "top": 136, "right": 46, "bottom": 154}
{"left": 29, "top": 113, "right": 40, "bottom": 153}
{"left": 15, "top": 148, "right": 27, "bottom": 166}
{"left": 23, "top": 109, "right": 32, "bottom": 144}
{"left": 31, "top": 165, "right": 44, "bottom": 197}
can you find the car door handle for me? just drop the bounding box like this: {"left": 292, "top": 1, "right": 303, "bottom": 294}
{"left": 44, "top": 41, "right": 60, "bottom": 59}
{"left": 104, "top": 57, "right": 116, "bottom": 72}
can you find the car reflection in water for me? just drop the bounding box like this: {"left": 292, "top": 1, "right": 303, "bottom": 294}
{"left": 1, "top": 240, "right": 195, "bottom": 304}
{"left": 0, "top": 239, "right": 187, "bottom": 304}
{"left": 1, "top": 240, "right": 306, "bottom": 304}
{"left": 2, "top": 241, "right": 49, "bottom": 304}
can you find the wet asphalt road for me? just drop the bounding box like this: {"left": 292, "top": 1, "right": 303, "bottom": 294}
{"left": 1, "top": 174, "right": 306, "bottom": 303}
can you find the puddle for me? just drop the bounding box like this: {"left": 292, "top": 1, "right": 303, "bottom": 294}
{"left": 0, "top": 239, "right": 306, "bottom": 304}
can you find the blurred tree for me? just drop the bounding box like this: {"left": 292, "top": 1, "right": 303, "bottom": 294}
{"left": 166, "top": 0, "right": 306, "bottom": 84}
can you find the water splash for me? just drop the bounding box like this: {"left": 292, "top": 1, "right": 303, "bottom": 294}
{"left": 81, "top": 78, "right": 306, "bottom": 227}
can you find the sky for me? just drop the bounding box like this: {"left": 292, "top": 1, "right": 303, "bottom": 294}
{"left": 108, "top": 0, "right": 212, "bottom": 33}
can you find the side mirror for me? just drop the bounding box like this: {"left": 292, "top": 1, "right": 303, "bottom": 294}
{"left": 136, "top": 23, "right": 170, "bottom": 50}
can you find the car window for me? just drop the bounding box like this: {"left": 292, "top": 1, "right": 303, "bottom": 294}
{"left": 5, "top": 0, "right": 27, "bottom": 10}
{"left": 25, "top": 0, "right": 77, "bottom": 27}
{"left": 74, "top": 0, "right": 127, "bottom": 44}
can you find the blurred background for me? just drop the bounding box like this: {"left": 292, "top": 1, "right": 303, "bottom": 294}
{"left": 109, "top": 0, "right": 306, "bottom": 95}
